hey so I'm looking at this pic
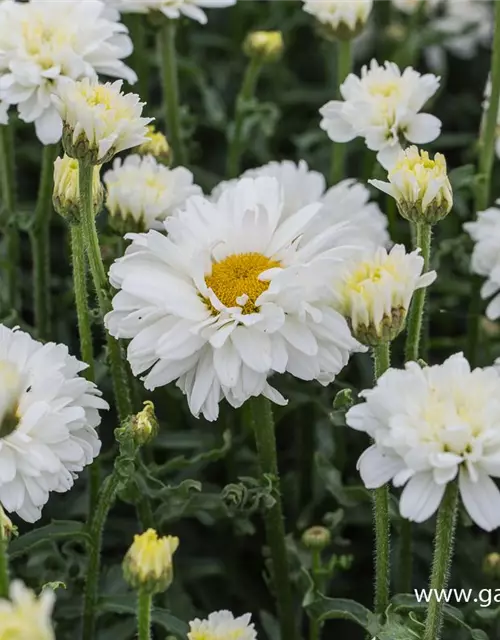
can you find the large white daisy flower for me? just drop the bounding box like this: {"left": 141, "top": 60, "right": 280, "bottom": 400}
{"left": 319, "top": 60, "right": 441, "bottom": 169}
{"left": 0, "top": 325, "right": 108, "bottom": 522}
{"left": 107, "top": 0, "right": 236, "bottom": 24}
{"left": 105, "top": 176, "right": 365, "bottom": 422}
{"left": 435, "top": 0, "right": 492, "bottom": 60}
{"left": 346, "top": 353, "right": 500, "bottom": 531}
{"left": 0, "top": 580, "right": 55, "bottom": 640}
{"left": 302, "top": 0, "right": 372, "bottom": 34}
{"left": 0, "top": 0, "right": 136, "bottom": 145}
{"left": 188, "top": 610, "right": 256, "bottom": 640}
{"left": 104, "top": 154, "right": 201, "bottom": 231}
{"left": 212, "top": 160, "right": 389, "bottom": 248}
{"left": 464, "top": 202, "right": 500, "bottom": 320}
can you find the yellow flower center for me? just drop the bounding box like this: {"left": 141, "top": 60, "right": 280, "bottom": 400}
{"left": 0, "top": 361, "right": 22, "bottom": 439}
{"left": 205, "top": 253, "right": 280, "bottom": 315}
{"left": 369, "top": 79, "right": 402, "bottom": 100}
{"left": 343, "top": 260, "right": 397, "bottom": 298}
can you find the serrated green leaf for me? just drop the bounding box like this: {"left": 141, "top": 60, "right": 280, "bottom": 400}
{"left": 305, "top": 593, "right": 380, "bottom": 636}
{"left": 8, "top": 521, "right": 90, "bottom": 559}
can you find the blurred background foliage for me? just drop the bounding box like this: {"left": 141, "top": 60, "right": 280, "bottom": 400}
{"left": 4, "top": 1, "right": 500, "bottom": 639}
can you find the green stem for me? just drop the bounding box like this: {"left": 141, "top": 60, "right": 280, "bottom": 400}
{"left": 82, "top": 472, "right": 121, "bottom": 640}
{"left": 398, "top": 519, "right": 413, "bottom": 593}
{"left": 404, "top": 223, "right": 432, "bottom": 362}
{"left": 329, "top": 39, "right": 352, "bottom": 186}
{"left": 309, "top": 549, "right": 322, "bottom": 640}
{"left": 78, "top": 161, "right": 132, "bottom": 423}
{"left": 137, "top": 590, "right": 152, "bottom": 640}
{"left": 0, "top": 124, "right": 19, "bottom": 316}
{"left": 423, "top": 482, "right": 459, "bottom": 640}
{"left": 126, "top": 15, "right": 150, "bottom": 102}
{"left": 32, "top": 144, "right": 59, "bottom": 340}
{"left": 372, "top": 343, "right": 391, "bottom": 615}
{"left": 0, "top": 511, "right": 9, "bottom": 599}
{"left": 226, "top": 57, "right": 263, "bottom": 178}
{"left": 249, "top": 396, "right": 298, "bottom": 640}
{"left": 158, "top": 20, "right": 186, "bottom": 166}
{"left": 467, "top": 0, "right": 500, "bottom": 366}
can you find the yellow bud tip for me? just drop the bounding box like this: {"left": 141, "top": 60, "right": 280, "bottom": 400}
{"left": 123, "top": 528, "right": 179, "bottom": 594}
{"left": 244, "top": 30, "right": 284, "bottom": 61}
{"left": 136, "top": 125, "right": 171, "bottom": 165}
{"left": 132, "top": 400, "right": 159, "bottom": 445}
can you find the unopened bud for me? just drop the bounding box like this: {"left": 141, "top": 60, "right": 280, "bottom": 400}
{"left": 484, "top": 552, "right": 500, "bottom": 579}
{"left": 53, "top": 155, "right": 103, "bottom": 224}
{"left": 123, "top": 529, "right": 179, "bottom": 594}
{"left": 132, "top": 401, "right": 158, "bottom": 446}
{"left": 136, "top": 125, "right": 172, "bottom": 166}
{"left": 0, "top": 506, "right": 15, "bottom": 541}
{"left": 244, "top": 31, "right": 284, "bottom": 63}
{"left": 302, "top": 526, "right": 331, "bottom": 550}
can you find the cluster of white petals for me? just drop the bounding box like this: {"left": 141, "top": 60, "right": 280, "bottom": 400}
{"left": 435, "top": 0, "right": 492, "bottom": 59}
{"left": 391, "top": 0, "right": 441, "bottom": 15}
{"left": 104, "top": 154, "right": 201, "bottom": 230}
{"left": 188, "top": 611, "right": 256, "bottom": 640}
{"left": 0, "top": 325, "right": 107, "bottom": 522}
{"left": 347, "top": 353, "right": 500, "bottom": 531}
{"left": 0, "top": 0, "right": 136, "bottom": 144}
{"left": 107, "top": 0, "right": 236, "bottom": 24}
{"left": 464, "top": 202, "right": 500, "bottom": 321}
{"left": 319, "top": 60, "right": 441, "bottom": 168}
{"left": 106, "top": 175, "right": 365, "bottom": 422}
{"left": 212, "top": 160, "right": 389, "bottom": 248}
{"left": 55, "top": 79, "right": 152, "bottom": 165}
{"left": 302, "top": 0, "right": 372, "bottom": 32}
{"left": 0, "top": 581, "right": 55, "bottom": 639}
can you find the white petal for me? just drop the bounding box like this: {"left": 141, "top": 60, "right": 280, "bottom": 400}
{"left": 357, "top": 445, "right": 405, "bottom": 488}
{"left": 459, "top": 468, "right": 500, "bottom": 531}
{"left": 399, "top": 472, "right": 446, "bottom": 523}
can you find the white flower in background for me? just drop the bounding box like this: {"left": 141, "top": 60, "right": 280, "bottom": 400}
{"left": 332, "top": 244, "right": 436, "bottom": 345}
{"left": 0, "top": 325, "right": 107, "bottom": 522}
{"left": 346, "top": 353, "right": 500, "bottom": 531}
{"left": 107, "top": 0, "right": 236, "bottom": 24}
{"left": 319, "top": 60, "right": 441, "bottom": 169}
{"left": 482, "top": 79, "right": 500, "bottom": 161}
{"left": 435, "top": 0, "right": 492, "bottom": 59}
{"left": 212, "top": 160, "right": 389, "bottom": 247}
{"left": 0, "top": 0, "right": 136, "bottom": 145}
{"left": 188, "top": 610, "right": 257, "bottom": 640}
{"left": 0, "top": 101, "right": 8, "bottom": 125}
{"left": 391, "top": 0, "right": 441, "bottom": 15}
{"left": 370, "top": 146, "right": 452, "bottom": 225}
{"left": 104, "top": 154, "right": 201, "bottom": 231}
{"left": 54, "top": 79, "right": 152, "bottom": 165}
{"left": 106, "top": 176, "right": 364, "bottom": 422}
{"left": 464, "top": 202, "right": 500, "bottom": 321}
{"left": 0, "top": 580, "right": 55, "bottom": 640}
{"left": 302, "top": 0, "right": 373, "bottom": 38}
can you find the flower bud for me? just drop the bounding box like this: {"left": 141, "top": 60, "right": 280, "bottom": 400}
{"left": 136, "top": 125, "right": 172, "bottom": 166}
{"left": 243, "top": 31, "right": 284, "bottom": 63}
{"left": 123, "top": 529, "right": 179, "bottom": 594}
{"left": 0, "top": 506, "right": 15, "bottom": 541}
{"left": 334, "top": 245, "right": 436, "bottom": 346}
{"left": 370, "top": 146, "right": 453, "bottom": 225}
{"left": 131, "top": 401, "right": 158, "bottom": 446}
{"left": 53, "top": 155, "right": 103, "bottom": 224}
{"left": 302, "top": 526, "right": 331, "bottom": 550}
{"left": 484, "top": 552, "right": 500, "bottom": 579}
{"left": 303, "top": 0, "right": 373, "bottom": 41}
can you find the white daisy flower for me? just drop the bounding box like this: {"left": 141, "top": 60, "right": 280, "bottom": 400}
{"left": 391, "top": 0, "right": 441, "bottom": 15}
{"left": 319, "top": 60, "right": 441, "bottom": 169}
{"left": 0, "top": 101, "right": 8, "bottom": 125}
{"left": 107, "top": 0, "right": 236, "bottom": 24}
{"left": 104, "top": 154, "right": 201, "bottom": 231}
{"left": 464, "top": 202, "right": 500, "bottom": 321}
{"left": 346, "top": 353, "right": 500, "bottom": 531}
{"left": 0, "top": 325, "right": 108, "bottom": 522}
{"left": 212, "top": 160, "right": 389, "bottom": 247}
{"left": 332, "top": 244, "right": 436, "bottom": 345}
{"left": 0, "top": 580, "right": 55, "bottom": 640}
{"left": 54, "top": 78, "right": 152, "bottom": 166}
{"left": 435, "top": 0, "right": 492, "bottom": 60}
{"left": 188, "top": 610, "right": 256, "bottom": 640}
{"left": 302, "top": 0, "right": 372, "bottom": 38}
{"left": 105, "top": 176, "right": 364, "bottom": 422}
{"left": 0, "top": 0, "right": 136, "bottom": 145}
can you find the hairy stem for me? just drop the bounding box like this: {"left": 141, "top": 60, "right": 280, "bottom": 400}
{"left": 405, "top": 223, "right": 432, "bottom": 362}
{"left": 0, "top": 124, "right": 19, "bottom": 315}
{"left": 137, "top": 591, "right": 152, "bottom": 640}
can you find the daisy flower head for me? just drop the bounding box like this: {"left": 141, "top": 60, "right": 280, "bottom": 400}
{"left": 0, "top": 581, "right": 55, "bottom": 640}
{"left": 0, "top": 0, "right": 136, "bottom": 145}
{"left": 346, "top": 353, "right": 500, "bottom": 531}
{"left": 104, "top": 154, "right": 201, "bottom": 232}
{"left": 212, "top": 160, "right": 389, "bottom": 247}
{"left": 332, "top": 244, "right": 436, "bottom": 345}
{"left": 105, "top": 175, "right": 365, "bottom": 422}
{"left": 319, "top": 60, "right": 441, "bottom": 169}
{"left": 123, "top": 528, "right": 179, "bottom": 594}
{"left": 464, "top": 201, "right": 500, "bottom": 321}
{"left": 302, "top": 0, "right": 373, "bottom": 40}
{"left": 54, "top": 78, "right": 152, "bottom": 166}
{"left": 188, "top": 610, "right": 256, "bottom": 640}
{"left": 107, "top": 0, "right": 236, "bottom": 24}
{"left": 53, "top": 154, "right": 103, "bottom": 223}
{"left": 370, "top": 146, "right": 452, "bottom": 225}
{"left": 0, "top": 325, "right": 107, "bottom": 522}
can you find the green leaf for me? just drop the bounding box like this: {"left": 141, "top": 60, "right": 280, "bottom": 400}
{"left": 154, "top": 430, "right": 232, "bottom": 474}
{"left": 98, "top": 595, "right": 189, "bottom": 637}
{"left": 8, "top": 521, "right": 91, "bottom": 559}
{"left": 305, "top": 593, "right": 380, "bottom": 636}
